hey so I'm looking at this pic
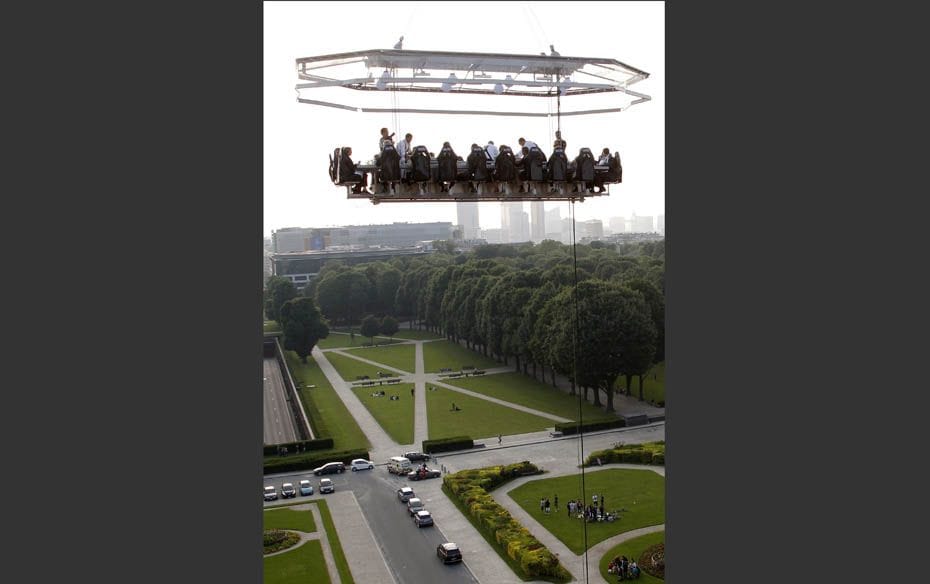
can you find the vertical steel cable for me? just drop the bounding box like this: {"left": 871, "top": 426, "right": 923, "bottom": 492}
{"left": 569, "top": 199, "right": 589, "bottom": 584}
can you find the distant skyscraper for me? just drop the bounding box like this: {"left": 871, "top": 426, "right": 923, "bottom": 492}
{"left": 609, "top": 216, "right": 627, "bottom": 235}
{"left": 500, "top": 202, "right": 524, "bottom": 243}
{"left": 456, "top": 202, "right": 480, "bottom": 240}
{"left": 482, "top": 228, "right": 503, "bottom": 244}
{"left": 530, "top": 201, "right": 546, "bottom": 242}
{"left": 657, "top": 214, "right": 665, "bottom": 235}
{"left": 632, "top": 214, "right": 655, "bottom": 233}
{"left": 580, "top": 219, "right": 604, "bottom": 239}
{"left": 545, "top": 207, "right": 562, "bottom": 238}
{"left": 519, "top": 211, "right": 531, "bottom": 243}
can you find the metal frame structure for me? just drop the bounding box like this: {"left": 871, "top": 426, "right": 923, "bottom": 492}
{"left": 296, "top": 49, "right": 650, "bottom": 116}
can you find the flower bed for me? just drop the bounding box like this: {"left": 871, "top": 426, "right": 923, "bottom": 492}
{"left": 263, "top": 529, "right": 301, "bottom": 554}
{"left": 584, "top": 441, "right": 665, "bottom": 467}
{"left": 442, "top": 462, "right": 571, "bottom": 583}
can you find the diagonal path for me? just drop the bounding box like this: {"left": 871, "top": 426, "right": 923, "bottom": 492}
{"left": 413, "top": 341, "right": 428, "bottom": 446}
{"left": 327, "top": 349, "right": 412, "bottom": 376}
{"left": 430, "top": 378, "right": 572, "bottom": 423}
{"left": 311, "top": 347, "right": 398, "bottom": 458}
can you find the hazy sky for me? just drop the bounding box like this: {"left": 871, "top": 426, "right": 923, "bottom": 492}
{"left": 263, "top": 1, "right": 664, "bottom": 237}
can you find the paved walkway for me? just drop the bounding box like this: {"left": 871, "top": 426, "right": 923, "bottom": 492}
{"left": 324, "top": 491, "right": 397, "bottom": 584}
{"left": 413, "top": 341, "right": 428, "bottom": 445}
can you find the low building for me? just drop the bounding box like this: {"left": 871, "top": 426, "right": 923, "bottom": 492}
{"left": 271, "top": 246, "right": 433, "bottom": 290}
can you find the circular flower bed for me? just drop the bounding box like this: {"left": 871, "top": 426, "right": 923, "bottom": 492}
{"left": 638, "top": 542, "right": 664, "bottom": 579}
{"left": 263, "top": 529, "right": 300, "bottom": 554}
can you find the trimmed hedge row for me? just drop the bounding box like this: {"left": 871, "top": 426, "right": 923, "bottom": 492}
{"left": 263, "top": 437, "right": 335, "bottom": 457}
{"left": 584, "top": 441, "right": 665, "bottom": 467}
{"left": 422, "top": 435, "right": 473, "bottom": 454}
{"left": 554, "top": 418, "right": 626, "bottom": 435}
{"left": 263, "top": 449, "right": 370, "bottom": 475}
{"left": 443, "top": 462, "right": 571, "bottom": 582}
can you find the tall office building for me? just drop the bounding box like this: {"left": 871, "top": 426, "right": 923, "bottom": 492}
{"left": 530, "top": 201, "right": 546, "bottom": 242}
{"left": 631, "top": 214, "right": 655, "bottom": 233}
{"left": 456, "top": 202, "right": 481, "bottom": 240}
{"left": 656, "top": 214, "right": 665, "bottom": 235}
{"left": 500, "top": 202, "right": 525, "bottom": 243}
{"left": 608, "top": 216, "right": 627, "bottom": 235}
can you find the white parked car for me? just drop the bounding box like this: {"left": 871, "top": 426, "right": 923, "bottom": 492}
{"left": 350, "top": 458, "right": 375, "bottom": 471}
{"left": 319, "top": 478, "right": 334, "bottom": 494}
{"left": 397, "top": 487, "right": 415, "bottom": 502}
{"left": 263, "top": 486, "right": 277, "bottom": 501}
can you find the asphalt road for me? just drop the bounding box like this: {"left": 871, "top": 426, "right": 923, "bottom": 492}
{"left": 263, "top": 357, "right": 298, "bottom": 445}
{"left": 265, "top": 468, "right": 477, "bottom": 584}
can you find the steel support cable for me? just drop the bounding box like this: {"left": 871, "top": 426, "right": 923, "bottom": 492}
{"left": 569, "top": 200, "right": 589, "bottom": 584}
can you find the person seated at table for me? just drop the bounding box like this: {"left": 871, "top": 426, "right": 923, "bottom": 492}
{"left": 378, "top": 127, "right": 395, "bottom": 152}
{"left": 339, "top": 147, "right": 370, "bottom": 194}
{"left": 437, "top": 142, "right": 458, "bottom": 192}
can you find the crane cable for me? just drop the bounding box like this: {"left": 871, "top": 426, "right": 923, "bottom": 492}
{"left": 569, "top": 198, "right": 589, "bottom": 584}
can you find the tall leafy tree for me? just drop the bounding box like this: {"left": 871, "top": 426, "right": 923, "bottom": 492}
{"left": 360, "top": 315, "right": 380, "bottom": 345}
{"left": 264, "top": 276, "right": 298, "bottom": 324}
{"left": 380, "top": 315, "right": 399, "bottom": 341}
{"left": 280, "top": 297, "right": 329, "bottom": 363}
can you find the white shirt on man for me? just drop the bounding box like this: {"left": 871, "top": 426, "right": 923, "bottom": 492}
{"left": 397, "top": 138, "right": 412, "bottom": 164}
{"left": 485, "top": 142, "right": 499, "bottom": 161}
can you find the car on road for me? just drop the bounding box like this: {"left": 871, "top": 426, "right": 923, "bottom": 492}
{"left": 437, "top": 542, "right": 463, "bottom": 564}
{"left": 298, "top": 479, "right": 314, "bottom": 496}
{"left": 403, "top": 451, "right": 431, "bottom": 462}
{"left": 408, "top": 466, "right": 442, "bottom": 481}
{"left": 319, "top": 478, "right": 334, "bottom": 494}
{"left": 313, "top": 462, "right": 346, "bottom": 476}
{"left": 263, "top": 486, "right": 277, "bottom": 501}
{"left": 281, "top": 482, "right": 297, "bottom": 498}
{"left": 397, "top": 487, "right": 415, "bottom": 502}
{"left": 406, "top": 497, "right": 424, "bottom": 515}
{"left": 350, "top": 458, "right": 374, "bottom": 471}
{"left": 413, "top": 510, "right": 434, "bottom": 527}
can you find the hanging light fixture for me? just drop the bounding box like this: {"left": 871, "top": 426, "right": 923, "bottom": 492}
{"left": 503, "top": 74, "right": 515, "bottom": 88}
{"left": 441, "top": 73, "right": 457, "bottom": 93}
{"left": 376, "top": 69, "right": 391, "bottom": 91}
{"left": 493, "top": 83, "right": 504, "bottom": 95}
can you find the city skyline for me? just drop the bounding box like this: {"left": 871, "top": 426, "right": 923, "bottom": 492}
{"left": 264, "top": 1, "right": 664, "bottom": 237}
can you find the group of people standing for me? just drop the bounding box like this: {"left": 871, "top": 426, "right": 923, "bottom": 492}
{"left": 567, "top": 492, "right": 609, "bottom": 521}
{"left": 607, "top": 556, "right": 641, "bottom": 580}
{"left": 539, "top": 494, "right": 559, "bottom": 514}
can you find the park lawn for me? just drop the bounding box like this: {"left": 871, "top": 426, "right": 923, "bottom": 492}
{"left": 426, "top": 385, "right": 555, "bottom": 440}
{"left": 392, "top": 329, "right": 443, "bottom": 340}
{"left": 508, "top": 468, "right": 665, "bottom": 554}
{"left": 316, "top": 333, "right": 403, "bottom": 350}
{"left": 422, "top": 340, "right": 500, "bottom": 373}
{"left": 344, "top": 343, "right": 416, "bottom": 373}
{"left": 599, "top": 530, "right": 665, "bottom": 584}
{"left": 448, "top": 372, "right": 617, "bottom": 422}
{"left": 262, "top": 500, "right": 355, "bottom": 584}
{"left": 263, "top": 507, "right": 316, "bottom": 533}
{"left": 284, "top": 351, "right": 370, "bottom": 452}
{"left": 263, "top": 539, "right": 330, "bottom": 584}
{"left": 263, "top": 320, "right": 281, "bottom": 333}
{"left": 323, "top": 352, "right": 395, "bottom": 382}
{"left": 613, "top": 362, "right": 665, "bottom": 405}
{"left": 351, "top": 383, "right": 415, "bottom": 445}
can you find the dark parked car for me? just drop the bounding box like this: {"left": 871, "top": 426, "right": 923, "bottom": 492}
{"left": 313, "top": 462, "right": 346, "bottom": 476}
{"left": 281, "top": 482, "right": 297, "bottom": 498}
{"left": 413, "top": 510, "right": 434, "bottom": 527}
{"left": 408, "top": 467, "right": 442, "bottom": 481}
{"left": 437, "top": 542, "right": 463, "bottom": 564}
{"left": 404, "top": 451, "right": 431, "bottom": 462}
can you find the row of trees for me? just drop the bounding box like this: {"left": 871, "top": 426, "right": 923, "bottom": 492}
{"left": 264, "top": 277, "right": 329, "bottom": 363}
{"left": 269, "top": 240, "right": 664, "bottom": 409}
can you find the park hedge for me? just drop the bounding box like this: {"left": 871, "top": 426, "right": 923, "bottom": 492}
{"left": 422, "top": 435, "right": 473, "bottom": 454}
{"left": 443, "top": 462, "right": 571, "bottom": 583}
{"left": 583, "top": 441, "right": 665, "bottom": 467}
{"left": 554, "top": 418, "right": 626, "bottom": 435}
{"left": 263, "top": 448, "right": 370, "bottom": 474}
{"left": 263, "top": 437, "right": 335, "bottom": 457}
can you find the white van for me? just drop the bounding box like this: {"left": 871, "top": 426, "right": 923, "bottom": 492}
{"left": 387, "top": 456, "right": 412, "bottom": 475}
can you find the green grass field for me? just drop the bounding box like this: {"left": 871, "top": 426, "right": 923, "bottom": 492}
{"left": 426, "top": 384, "right": 555, "bottom": 440}
{"left": 263, "top": 320, "right": 282, "bottom": 333}
{"left": 262, "top": 500, "right": 354, "bottom": 584}
{"left": 344, "top": 343, "right": 416, "bottom": 373}
{"left": 263, "top": 539, "right": 330, "bottom": 584}
{"left": 284, "top": 352, "right": 370, "bottom": 452}
{"left": 392, "top": 329, "right": 444, "bottom": 340}
{"left": 316, "top": 333, "right": 403, "bottom": 350}
{"left": 447, "top": 372, "right": 617, "bottom": 422}
{"left": 613, "top": 362, "right": 665, "bottom": 404}
{"left": 599, "top": 530, "right": 665, "bottom": 583}
{"left": 508, "top": 469, "right": 665, "bottom": 554}
{"left": 263, "top": 507, "right": 317, "bottom": 533}
{"left": 323, "top": 351, "right": 398, "bottom": 382}
{"left": 422, "top": 340, "right": 500, "bottom": 373}
{"left": 351, "top": 383, "right": 415, "bottom": 445}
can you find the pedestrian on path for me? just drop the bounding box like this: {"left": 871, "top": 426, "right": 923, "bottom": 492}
{"left": 498, "top": 434, "right": 502, "bottom": 445}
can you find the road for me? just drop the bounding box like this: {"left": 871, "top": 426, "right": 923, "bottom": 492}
{"left": 265, "top": 423, "right": 664, "bottom": 584}
{"left": 263, "top": 357, "right": 298, "bottom": 445}
{"left": 265, "top": 468, "right": 477, "bottom": 584}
